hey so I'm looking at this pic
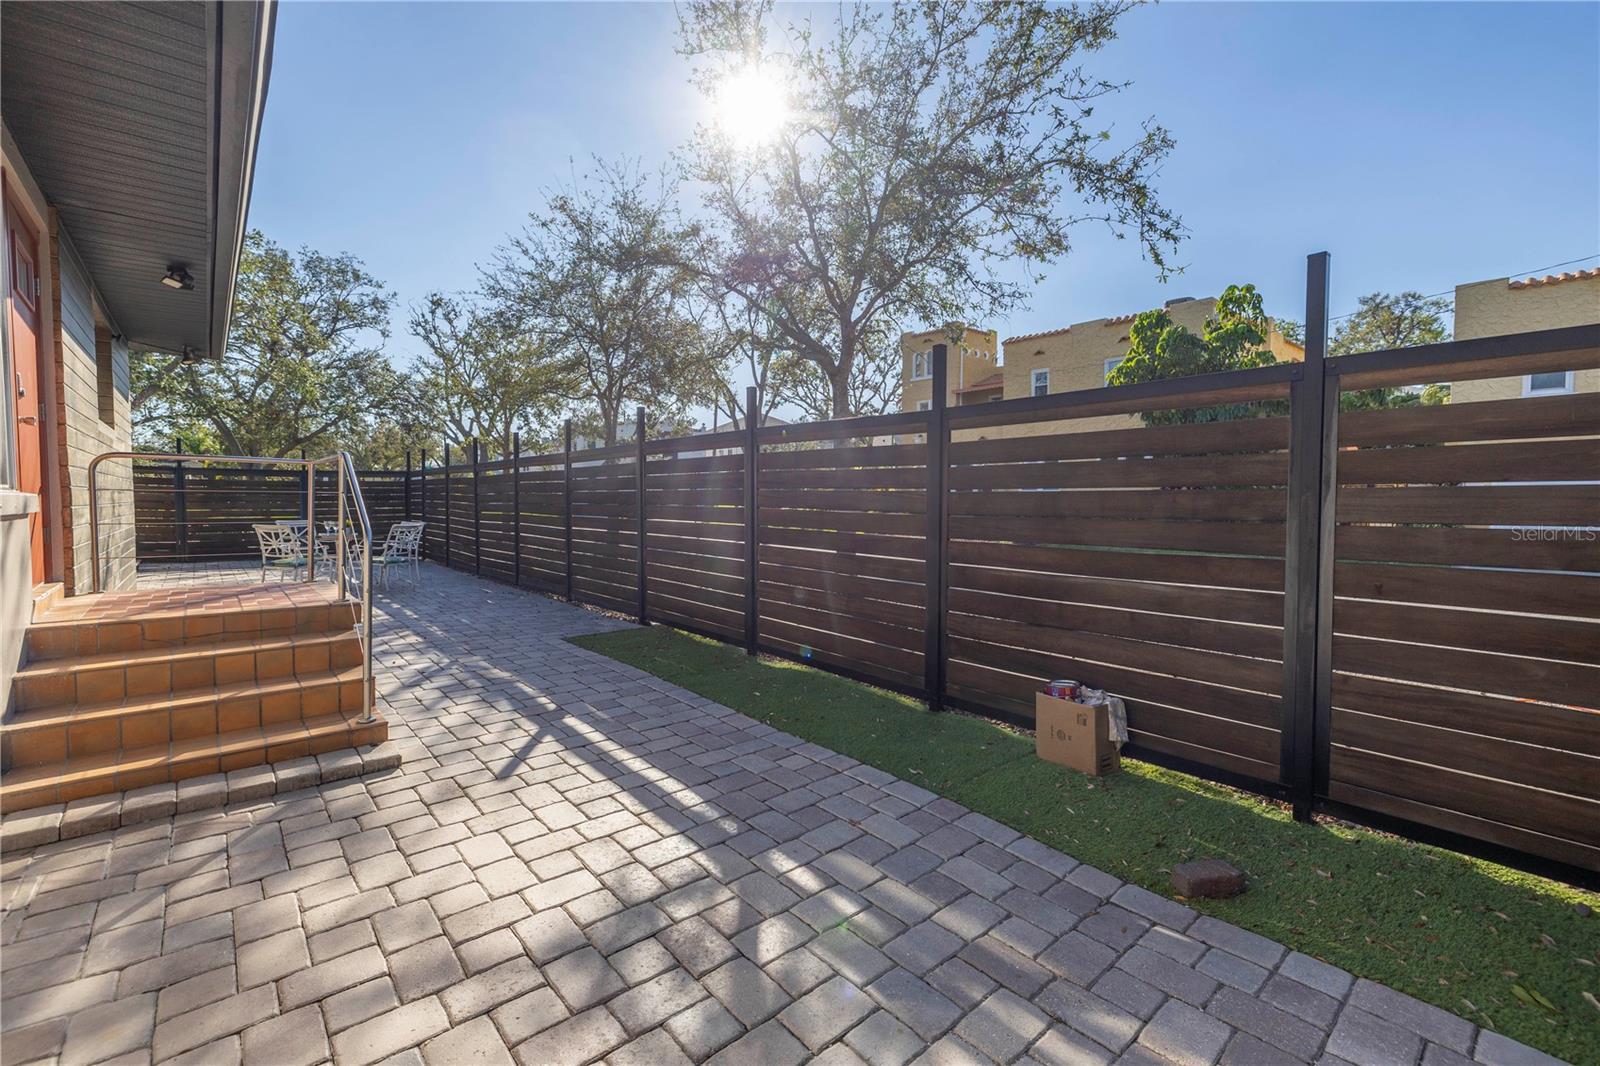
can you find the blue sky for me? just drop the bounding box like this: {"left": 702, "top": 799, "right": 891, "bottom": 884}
{"left": 252, "top": 1, "right": 1599, "bottom": 406}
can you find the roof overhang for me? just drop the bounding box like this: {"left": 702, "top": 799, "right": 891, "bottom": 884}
{"left": 1, "top": 1, "right": 276, "bottom": 359}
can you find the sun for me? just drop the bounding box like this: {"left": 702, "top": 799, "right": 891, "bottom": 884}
{"left": 714, "top": 66, "right": 790, "bottom": 148}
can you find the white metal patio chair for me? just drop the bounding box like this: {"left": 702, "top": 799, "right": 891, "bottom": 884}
{"left": 253, "top": 523, "right": 309, "bottom": 582}
{"left": 372, "top": 521, "right": 425, "bottom": 589}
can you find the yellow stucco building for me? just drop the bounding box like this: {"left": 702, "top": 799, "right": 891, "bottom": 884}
{"left": 900, "top": 296, "right": 1303, "bottom": 435}
{"left": 899, "top": 325, "right": 1002, "bottom": 411}
{"left": 1450, "top": 269, "right": 1600, "bottom": 403}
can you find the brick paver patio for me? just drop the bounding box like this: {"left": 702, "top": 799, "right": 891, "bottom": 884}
{"left": 1, "top": 563, "right": 1566, "bottom": 1066}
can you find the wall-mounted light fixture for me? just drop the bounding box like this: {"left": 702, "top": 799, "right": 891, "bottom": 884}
{"left": 161, "top": 265, "right": 194, "bottom": 290}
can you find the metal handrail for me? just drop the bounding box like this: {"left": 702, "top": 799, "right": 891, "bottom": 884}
{"left": 86, "top": 450, "right": 376, "bottom": 724}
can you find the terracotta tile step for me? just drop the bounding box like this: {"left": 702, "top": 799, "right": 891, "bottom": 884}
{"left": 0, "top": 711, "right": 389, "bottom": 814}
{"left": 24, "top": 599, "right": 359, "bottom": 660}
{"left": 1, "top": 666, "right": 372, "bottom": 770}
{"left": 13, "top": 630, "right": 363, "bottom": 712}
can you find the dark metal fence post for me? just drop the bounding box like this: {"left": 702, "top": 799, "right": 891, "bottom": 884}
{"left": 743, "top": 386, "right": 759, "bottom": 655}
{"left": 1282, "top": 251, "right": 1332, "bottom": 821}
{"left": 635, "top": 407, "right": 648, "bottom": 626}
{"left": 403, "top": 450, "right": 412, "bottom": 520}
{"left": 442, "top": 441, "right": 451, "bottom": 571}
{"left": 418, "top": 449, "right": 428, "bottom": 559}
{"left": 925, "top": 345, "right": 949, "bottom": 711}
{"left": 173, "top": 436, "right": 189, "bottom": 563}
{"left": 472, "top": 437, "right": 482, "bottom": 576}
{"left": 511, "top": 431, "right": 521, "bottom": 587}
{"left": 563, "top": 420, "right": 574, "bottom": 602}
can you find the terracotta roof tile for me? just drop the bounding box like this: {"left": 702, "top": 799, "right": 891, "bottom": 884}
{"left": 1001, "top": 326, "right": 1072, "bottom": 346}
{"left": 1003, "top": 310, "right": 1149, "bottom": 346}
{"left": 1508, "top": 268, "right": 1600, "bottom": 290}
{"left": 954, "top": 372, "right": 1004, "bottom": 394}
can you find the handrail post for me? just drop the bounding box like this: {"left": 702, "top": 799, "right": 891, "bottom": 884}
{"left": 1283, "top": 251, "right": 1333, "bottom": 821}
{"left": 89, "top": 454, "right": 103, "bottom": 593}
{"left": 472, "top": 437, "right": 482, "bottom": 576}
{"left": 743, "top": 387, "right": 758, "bottom": 655}
{"left": 511, "top": 431, "right": 522, "bottom": 587}
{"left": 635, "top": 407, "right": 648, "bottom": 626}
{"left": 173, "top": 437, "right": 189, "bottom": 564}
{"left": 442, "top": 441, "right": 451, "bottom": 571}
{"left": 336, "top": 458, "right": 348, "bottom": 599}
{"left": 924, "top": 344, "right": 948, "bottom": 711}
{"left": 304, "top": 452, "right": 316, "bottom": 583}
{"left": 563, "top": 420, "right": 573, "bottom": 602}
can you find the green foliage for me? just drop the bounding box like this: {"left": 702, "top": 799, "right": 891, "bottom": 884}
{"left": 681, "top": 0, "right": 1181, "bottom": 417}
{"left": 573, "top": 626, "right": 1599, "bottom": 1066}
{"left": 1332, "top": 291, "right": 1452, "bottom": 411}
{"left": 482, "top": 159, "right": 714, "bottom": 446}
{"left": 409, "top": 293, "right": 571, "bottom": 458}
{"left": 1273, "top": 292, "right": 1453, "bottom": 412}
{"left": 1331, "top": 290, "right": 1451, "bottom": 356}
{"left": 133, "top": 231, "right": 404, "bottom": 456}
{"left": 1105, "top": 284, "right": 1282, "bottom": 424}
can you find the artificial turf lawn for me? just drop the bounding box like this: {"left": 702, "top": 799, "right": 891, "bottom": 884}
{"left": 569, "top": 626, "right": 1599, "bottom": 1064}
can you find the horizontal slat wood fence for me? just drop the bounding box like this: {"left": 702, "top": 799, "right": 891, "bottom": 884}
{"left": 133, "top": 464, "right": 403, "bottom": 561}
{"left": 1327, "top": 388, "right": 1600, "bottom": 872}
{"left": 124, "top": 294, "right": 1600, "bottom": 877}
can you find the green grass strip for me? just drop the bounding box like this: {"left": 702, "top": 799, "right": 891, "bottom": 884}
{"left": 570, "top": 625, "right": 1599, "bottom": 1063}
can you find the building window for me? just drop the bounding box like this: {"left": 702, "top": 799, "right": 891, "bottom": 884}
{"left": 1031, "top": 369, "right": 1049, "bottom": 397}
{"left": 95, "top": 324, "right": 116, "bottom": 427}
{"left": 1104, "top": 356, "right": 1126, "bottom": 384}
{"left": 911, "top": 352, "right": 932, "bottom": 380}
{"left": 1523, "top": 371, "right": 1574, "bottom": 397}
{"left": 915, "top": 399, "right": 931, "bottom": 411}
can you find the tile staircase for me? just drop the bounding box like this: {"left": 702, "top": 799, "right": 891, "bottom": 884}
{"left": 1, "top": 582, "right": 387, "bottom": 813}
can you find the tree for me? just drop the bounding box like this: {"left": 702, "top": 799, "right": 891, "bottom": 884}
{"left": 342, "top": 419, "right": 438, "bottom": 470}
{"left": 133, "top": 231, "right": 403, "bottom": 456}
{"left": 698, "top": 292, "right": 787, "bottom": 430}
{"left": 483, "top": 159, "right": 713, "bottom": 446}
{"left": 770, "top": 340, "right": 902, "bottom": 423}
{"left": 1105, "top": 284, "right": 1282, "bottom": 425}
{"left": 1278, "top": 291, "right": 1452, "bottom": 409}
{"left": 409, "top": 293, "right": 571, "bottom": 458}
{"left": 680, "top": 0, "right": 1181, "bottom": 418}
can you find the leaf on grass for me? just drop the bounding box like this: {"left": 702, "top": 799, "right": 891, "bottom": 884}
{"left": 1511, "top": 983, "right": 1562, "bottom": 1015}
{"left": 1582, "top": 991, "right": 1599, "bottom": 1013}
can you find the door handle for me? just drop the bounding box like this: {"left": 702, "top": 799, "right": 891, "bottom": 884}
{"left": 18, "top": 415, "right": 37, "bottom": 425}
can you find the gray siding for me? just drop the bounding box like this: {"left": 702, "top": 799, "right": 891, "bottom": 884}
{"left": 56, "top": 226, "right": 134, "bottom": 593}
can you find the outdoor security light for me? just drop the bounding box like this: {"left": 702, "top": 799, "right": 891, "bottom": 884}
{"left": 161, "top": 265, "right": 195, "bottom": 290}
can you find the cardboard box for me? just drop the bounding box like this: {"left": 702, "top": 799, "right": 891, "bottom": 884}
{"left": 1035, "top": 693, "right": 1121, "bottom": 776}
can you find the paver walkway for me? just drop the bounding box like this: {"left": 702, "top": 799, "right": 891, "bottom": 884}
{"left": 1, "top": 564, "right": 1566, "bottom": 1066}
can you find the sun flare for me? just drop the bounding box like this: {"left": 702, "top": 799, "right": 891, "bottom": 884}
{"left": 714, "top": 66, "right": 790, "bottom": 147}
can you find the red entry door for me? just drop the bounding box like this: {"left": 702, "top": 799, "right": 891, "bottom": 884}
{"left": 5, "top": 190, "right": 47, "bottom": 584}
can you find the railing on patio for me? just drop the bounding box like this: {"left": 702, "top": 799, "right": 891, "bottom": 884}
{"left": 121, "top": 257, "right": 1600, "bottom": 880}
{"left": 90, "top": 450, "right": 379, "bottom": 727}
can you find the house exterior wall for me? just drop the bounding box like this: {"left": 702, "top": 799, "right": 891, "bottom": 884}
{"left": 900, "top": 325, "right": 1000, "bottom": 411}
{"left": 999, "top": 298, "right": 1221, "bottom": 434}
{"left": 3, "top": 131, "right": 58, "bottom": 717}
{"left": 50, "top": 213, "right": 134, "bottom": 595}
{"left": 2, "top": 135, "right": 136, "bottom": 715}
{"left": 1450, "top": 274, "right": 1600, "bottom": 403}
{"left": 990, "top": 299, "right": 1302, "bottom": 439}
